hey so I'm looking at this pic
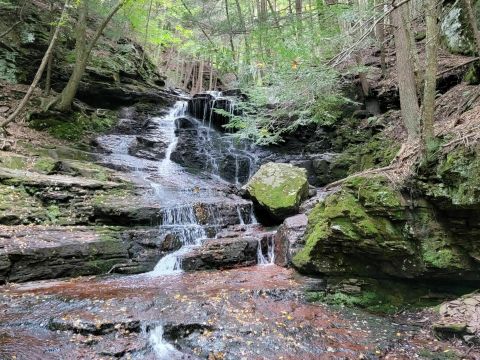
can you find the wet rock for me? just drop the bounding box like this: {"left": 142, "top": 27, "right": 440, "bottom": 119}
{"left": 187, "top": 93, "right": 239, "bottom": 130}
{"left": 48, "top": 317, "right": 141, "bottom": 335}
{"left": 175, "top": 117, "right": 197, "bottom": 129}
{"left": 273, "top": 214, "right": 308, "bottom": 267}
{"left": 244, "top": 162, "right": 309, "bottom": 223}
{"left": 180, "top": 237, "right": 258, "bottom": 271}
{"left": 128, "top": 135, "right": 168, "bottom": 160}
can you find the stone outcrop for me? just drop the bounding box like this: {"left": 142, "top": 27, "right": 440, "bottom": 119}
{"left": 244, "top": 162, "right": 309, "bottom": 223}
{"left": 292, "top": 157, "right": 480, "bottom": 281}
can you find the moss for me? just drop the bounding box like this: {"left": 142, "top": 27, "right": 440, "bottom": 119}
{"left": 463, "top": 64, "right": 479, "bottom": 85}
{"left": 331, "top": 135, "right": 400, "bottom": 178}
{"left": 422, "top": 246, "right": 463, "bottom": 269}
{"left": 246, "top": 163, "right": 309, "bottom": 219}
{"left": 0, "top": 184, "right": 46, "bottom": 224}
{"left": 33, "top": 158, "right": 57, "bottom": 173}
{"left": 46, "top": 204, "right": 61, "bottom": 224}
{"left": 425, "top": 147, "right": 480, "bottom": 208}
{"left": 0, "top": 155, "right": 28, "bottom": 170}
{"left": 29, "top": 111, "right": 117, "bottom": 142}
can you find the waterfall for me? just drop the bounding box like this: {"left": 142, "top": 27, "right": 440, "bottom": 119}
{"left": 149, "top": 326, "right": 181, "bottom": 358}
{"left": 257, "top": 236, "right": 275, "bottom": 265}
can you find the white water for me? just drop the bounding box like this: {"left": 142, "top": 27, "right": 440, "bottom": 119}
{"left": 257, "top": 236, "right": 275, "bottom": 265}
{"left": 149, "top": 326, "right": 182, "bottom": 359}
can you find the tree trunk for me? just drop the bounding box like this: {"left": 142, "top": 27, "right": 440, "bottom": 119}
{"left": 224, "top": 0, "right": 236, "bottom": 62}
{"left": 1, "top": 0, "right": 70, "bottom": 129}
{"left": 392, "top": 1, "right": 420, "bottom": 141}
{"left": 55, "top": 0, "right": 125, "bottom": 112}
{"left": 374, "top": 0, "right": 386, "bottom": 77}
{"left": 141, "top": 0, "right": 154, "bottom": 68}
{"left": 44, "top": 2, "right": 55, "bottom": 96}
{"left": 464, "top": 0, "right": 480, "bottom": 54}
{"left": 421, "top": 0, "right": 439, "bottom": 149}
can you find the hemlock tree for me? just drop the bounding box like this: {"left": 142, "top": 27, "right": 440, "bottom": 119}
{"left": 392, "top": 0, "right": 420, "bottom": 141}
{"left": 421, "top": 0, "right": 439, "bottom": 150}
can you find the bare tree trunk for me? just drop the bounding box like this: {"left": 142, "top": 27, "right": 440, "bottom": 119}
{"left": 208, "top": 60, "right": 214, "bottom": 90}
{"left": 140, "top": 0, "right": 154, "bottom": 68}
{"left": 421, "top": 0, "right": 439, "bottom": 149}
{"left": 197, "top": 60, "right": 204, "bottom": 93}
{"left": 464, "top": 0, "right": 480, "bottom": 54}
{"left": 392, "top": 1, "right": 420, "bottom": 141}
{"left": 44, "top": 2, "right": 55, "bottom": 96}
{"left": 374, "top": 0, "right": 386, "bottom": 77}
{"left": 54, "top": 0, "right": 125, "bottom": 112}
{"left": 1, "top": 0, "right": 70, "bottom": 129}
{"left": 224, "top": 0, "right": 236, "bottom": 62}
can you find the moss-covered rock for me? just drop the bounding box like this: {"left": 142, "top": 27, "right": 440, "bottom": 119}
{"left": 244, "top": 162, "right": 309, "bottom": 222}
{"left": 293, "top": 175, "right": 480, "bottom": 281}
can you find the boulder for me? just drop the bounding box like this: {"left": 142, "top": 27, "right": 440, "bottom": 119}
{"left": 273, "top": 214, "right": 308, "bottom": 267}
{"left": 180, "top": 237, "right": 258, "bottom": 271}
{"left": 292, "top": 174, "right": 480, "bottom": 281}
{"left": 244, "top": 163, "right": 309, "bottom": 223}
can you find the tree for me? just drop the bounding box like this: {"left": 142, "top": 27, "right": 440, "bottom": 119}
{"left": 421, "top": 0, "right": 439, "bottom": 150}
{"left": 392, "top": 0, "right": 420, "bottom": 141}
{"left": 52, "top": 0, "right": 126, "bottom": 112}
{"left": 0, "top": 0, "right": 71, "bottom": 130}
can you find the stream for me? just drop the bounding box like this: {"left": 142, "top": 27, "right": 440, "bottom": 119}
{"left": 0, "top": 95, "right": 447, "bottom": 359}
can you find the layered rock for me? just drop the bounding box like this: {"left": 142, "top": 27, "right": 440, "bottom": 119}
{"left": 244, "top": 162, "right": 309, "bottom": 223}
{"left": 180, "top": 237, "right": 258, "bottom": 271}
{"left": 434, "top": 292, "right": 480, "bottom": 344}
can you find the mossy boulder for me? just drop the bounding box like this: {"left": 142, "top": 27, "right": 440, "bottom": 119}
{"left": 244, "top": 163, "right": 309, "bottom": 222}
{"left": 293, "top": 175, "right": 478, "bottom": 281}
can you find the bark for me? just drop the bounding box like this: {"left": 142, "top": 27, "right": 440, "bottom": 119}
{"left": 234, "top": 0, "right": 251, "bottom": 65}
{"left": 464, "top": 0, "right": 480, "bottom": 54}
{"left": 1, "top": 0, "right": 70, "bottom": 129}
{"left": 421, "top": 0, "right": 439, "bottom": 149}
{"left": 224, "top": 0, "right": 236, "bottom": 62}
{"left": 374, "top": 0, "right": 386, "bottom": 77}
{"left": 44, "top": 3, "right": 55, "bottom": 96}
{"left": 140, "top": 0, "right": 154, "bottom": 68}
{"left": 392, "top": 1, "right": 420, "bottom": 141}
{"left": 54, "top": 0, "right": 125, "bottom": 112}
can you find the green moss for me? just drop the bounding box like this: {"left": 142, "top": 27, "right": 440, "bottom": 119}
{"left": 0, "top": 155, "right": 28, "bottom": 170}
{"left": 331, "top": 135, "right": 400, "bottom": 178}
{"left": 46, "top": 204, "right": 61, "bottom": 224}
{"left": 246, "top": 163, "right": 309, "bottom": 219}
{"left": 0, "top": 184, "right": 46, "bottom": 224}
{"left": 29, "top": 111, "right": 117, "bottom": 142}
{"left": 33, "top": 158, "right": 57, "bottom": 173}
